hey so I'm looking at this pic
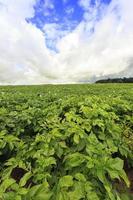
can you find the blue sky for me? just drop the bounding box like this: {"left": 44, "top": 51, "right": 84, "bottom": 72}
{"left": 28, "top": 0, "right": 84, "bottom": 30}
{"left": 27, "top": 0, "right": 112, "bottom": 50}
{"left": 0, "top": 0, "right": 133, "bottom": 84}
{"left": 29, "top": 0, "right": 112, "bottom": 27}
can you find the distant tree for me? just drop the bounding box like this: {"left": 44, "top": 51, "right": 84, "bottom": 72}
{"left": 95, "top": 77, "right": 133, "bottom": 83}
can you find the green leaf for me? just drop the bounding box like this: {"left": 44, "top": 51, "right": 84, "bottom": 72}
{"left": 18, "top": 188, "right": 28, "bottom": 195}
{"left": 59, "top": 175, "right": 73, "bottom": 188}
{"left": 56, "top": 191, "right": 69, "bottom": 200}
{"left": 68, "top": 182, "right": 85, "bottom": 200}
{"left": 74, "top": 173, "right": 86, "bottom": 182}
{"left": 19, "top": 172, "right": 32, "bottom": 187}
{"left": 26, "top": 183, "right": 52, "bottom": 200}
{"left": 109, "top": 158, "right": 124, "bottom": 171}
{"left": 15, "top": 195, "right": 22, "bottom": 200}
{"left": 0, "top": 178, "right": 15, "bottom": 194}
{"left": 73, "top": 134, "right": 80, "bottom": 144}
{"left": 64, "top": 153, "right": 85, "bottom": 168}
{"left": 119, "top": 170, "right": 130, "bottom": 188}
{"left": 86, "top": 191, "right": 100, "bottom": 200}
{"left": 35, "top": 192, "right": 52, "bottom": 200}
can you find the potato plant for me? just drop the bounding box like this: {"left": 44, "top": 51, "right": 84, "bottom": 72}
{"left": 0, "top": 84, "right": 133, "bottom": 200}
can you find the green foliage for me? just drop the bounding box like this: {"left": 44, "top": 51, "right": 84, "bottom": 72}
{"left": 0, "top": 84, "right": 133, "bottom": 200}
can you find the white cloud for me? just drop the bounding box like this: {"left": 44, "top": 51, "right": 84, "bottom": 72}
{"left": 43, "top": 0, "right": 54, "bottom": 9}
{"left": 0, "top": 0, "right": 133, "bottom": 84}
{"left": 78, "top": 0, "right": 92, "bottom": 10}
{"left": 42, "top": 0, "right": 55, "bottom": 16}
{"left": 0, "top": 0, "right": 58, "bottom": 84}
{"left": 65, "top": 7, "right": 74, "bottom": 15}
{"left": 43, "top": 23, "right": 69, "bottom": 50}
{"left": 54, "top": 0, "right": 133, "bottom": 82}
{"left": 0, "top": 0, "right": 35, "bottom": 20}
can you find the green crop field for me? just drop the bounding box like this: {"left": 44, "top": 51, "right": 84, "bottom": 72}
{"left": 0, "top": 84, "right": 133, "bottom": 200}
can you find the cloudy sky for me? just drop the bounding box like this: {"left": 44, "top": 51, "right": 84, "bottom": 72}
{"left": 0, "top": 0, "right": 133, "bottom": 84}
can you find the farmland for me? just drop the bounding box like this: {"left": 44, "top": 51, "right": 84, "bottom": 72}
{"left": 0, "top": 84, "right": 133, "bottom": 200}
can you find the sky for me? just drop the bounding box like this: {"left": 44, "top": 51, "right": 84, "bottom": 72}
{"left": 0, "top": 0, "right": 133, "bottom": 84}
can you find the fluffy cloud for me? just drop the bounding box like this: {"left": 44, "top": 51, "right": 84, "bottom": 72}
{"left": 0, "top": 0, "right": 58, "bottom": 84}
{"left": 65, "top": 7, "right": 74, "bottom": 15}
{"left": 0, "top": 0, "right": 133, "bottom": 84}
{"left": 41, "top": 0, "right": 55, "bottom": 16}
{"left": 54, "top": 0, "right": 133, "bottom": 82}
{"left": 43, "top": 23, "right": 70, "bottom": 51}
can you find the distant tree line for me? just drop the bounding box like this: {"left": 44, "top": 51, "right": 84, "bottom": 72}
{"left": 95, "top": 77, "right": 133, "bottom": 83}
